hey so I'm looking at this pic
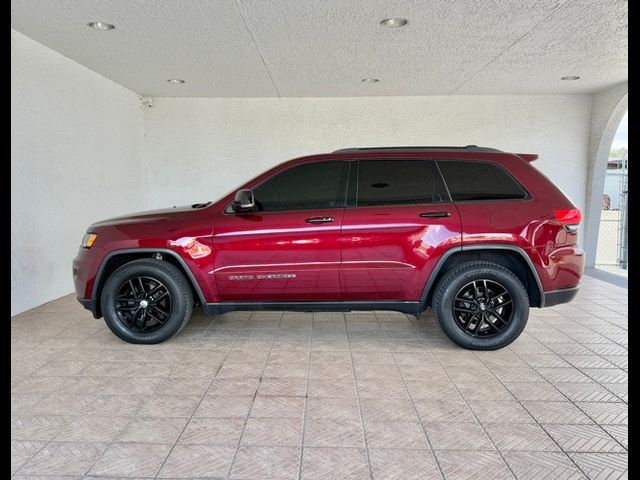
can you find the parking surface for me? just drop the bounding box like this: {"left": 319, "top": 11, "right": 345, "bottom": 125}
{"left": 11, "top": 273, "right": 627, "bottom": 479}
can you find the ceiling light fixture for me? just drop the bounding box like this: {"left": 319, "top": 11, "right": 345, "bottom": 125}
{"left": 361, "top": 78, "right": 380, "bottom": 83}
{"left": 167, "top": 79, "right": 186, "bottom": 84}
{"left": 87, "top": 21, "right": 115, "bottom": 30}
{"left": 380, "top": 17, "right": 408, "bottom": 28}
{"left": 561, "top": 76, "right": 581, "bottom": 81}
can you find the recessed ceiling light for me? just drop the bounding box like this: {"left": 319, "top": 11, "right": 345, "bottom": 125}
{"left": 361, "top": 78, "right": 380, "bottom": 83}
{"left": 380, "top": 18, "right": 408, "bottom": 28}
{"left": 87, "top": 21, "right": 115, "bottom": 30}
{"left": 167, "top": 79, "right": 186, "bottom": 84}
{"left": 561, "top": 76, "right": 581, "bottom": 81}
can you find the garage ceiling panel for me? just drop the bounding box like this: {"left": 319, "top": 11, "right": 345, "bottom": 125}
{"left": 11, "top": 0, "right": 627, "bottom": 97}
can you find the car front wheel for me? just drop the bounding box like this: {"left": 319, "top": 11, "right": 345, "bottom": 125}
{"left": 101, "top": 259, "right": 193, "bottom": 344}
{"left": 432, "top": 261, "right": 529, "bottom": 350}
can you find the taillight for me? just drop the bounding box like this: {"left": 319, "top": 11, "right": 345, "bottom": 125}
{"left": 554, "top": 208, "right": 582, "bottom": 232}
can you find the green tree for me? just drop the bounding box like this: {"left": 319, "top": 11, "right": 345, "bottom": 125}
{"left": 609, "top": 147, "right": 628, "bottom": 159}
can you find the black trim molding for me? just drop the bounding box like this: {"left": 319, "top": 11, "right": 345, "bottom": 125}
{"left": 540, "top": 286, "right": 579, "bottom": 308}
{"left": 204, "top": 301, "right": 422, "bottom": 315}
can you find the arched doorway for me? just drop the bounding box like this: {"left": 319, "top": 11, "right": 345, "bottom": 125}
{"left": 584, "top": 86, "right": 628, "bottom": 269}
{"left": 595, "top": 111, "right": 627, "bottom": 270}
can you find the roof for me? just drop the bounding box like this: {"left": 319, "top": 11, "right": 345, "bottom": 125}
{"left": 332, "top": 145, "right": 504, "bottom": 154}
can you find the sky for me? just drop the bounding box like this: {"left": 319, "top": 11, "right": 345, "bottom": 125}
{"left": 611, "top": 110, "right": 628, "bottom": 150}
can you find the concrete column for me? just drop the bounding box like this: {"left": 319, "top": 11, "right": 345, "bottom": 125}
{"left": 583, "top": 83, "right": 628, "bottom": 267}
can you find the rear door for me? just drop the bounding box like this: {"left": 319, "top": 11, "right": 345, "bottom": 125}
{"left": 340, "top": 159, "right": 462, "bottom": 301}
{"left": 213, "top": 160, "right": 347, "bottom": 302}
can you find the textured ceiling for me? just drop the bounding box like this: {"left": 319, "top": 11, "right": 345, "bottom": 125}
{"left": 11, "top": 0, "right": 627, "bottom": 97}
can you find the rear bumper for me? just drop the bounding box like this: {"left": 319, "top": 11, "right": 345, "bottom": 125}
{"left": 540, "top": 285, "right": 579, "bottom": 308}
{"left": 77, "top": 297, "right": 100, "bottom": 319}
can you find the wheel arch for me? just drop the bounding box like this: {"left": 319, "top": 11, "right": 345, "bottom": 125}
{"left": 92, "top": 248, "right": 207, "bottom": 318}
{"left": 420, "top": 244, "right": 544, "bottom": 310}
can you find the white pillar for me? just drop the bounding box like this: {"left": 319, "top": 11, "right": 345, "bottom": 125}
{"left": 584, "top": 83, "right": 628, "bottom": 268}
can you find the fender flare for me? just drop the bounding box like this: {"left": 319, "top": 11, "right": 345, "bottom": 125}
{"left": 419, "top": 244, "right": 545, "bottom": 308}
{"left": 92, "top": 248, "right": 208, "bottom": 306}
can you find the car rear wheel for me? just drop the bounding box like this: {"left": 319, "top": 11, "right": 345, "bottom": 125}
{"left": 101, "top": 259, "right": 193, "bottom": 344}
{"left": 433, "top": 261, "right": 529, "bottom": 350}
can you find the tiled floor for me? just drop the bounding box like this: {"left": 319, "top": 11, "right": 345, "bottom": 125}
{"left": 11, "top": 274, "right": 627, "bottom": 479}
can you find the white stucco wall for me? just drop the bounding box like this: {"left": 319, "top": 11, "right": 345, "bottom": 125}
{"left": 11, "top": 30, "right": 145, "bottom": 315}
{"left": 143, "top": 96, "right": 592, "bottom": 218}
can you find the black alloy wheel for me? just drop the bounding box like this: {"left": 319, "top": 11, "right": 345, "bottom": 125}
{"left": 115, "top": 276, "right": 173, "bottom": 333}
{"left": 452, "top": 279, "right": 513, "bottom": 337}
{"left": 101, "top": 259, "right": 193, "bottom": 344}
{"left": 432, "top": 261, "right": 529, "bottom": 350}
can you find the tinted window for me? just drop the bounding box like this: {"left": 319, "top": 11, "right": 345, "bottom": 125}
{"left": 438, "top": 161, "right": 528, "bottom": 201}
{"left": 253, "top": 161, "right": 343, "bottom": 212}
{"left": 356, "top": 160, "right": 436, "bottom": 206}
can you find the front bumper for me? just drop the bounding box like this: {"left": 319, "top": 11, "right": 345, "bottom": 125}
{"left": 540, "top": 285, "right": 579, "bottom": 308}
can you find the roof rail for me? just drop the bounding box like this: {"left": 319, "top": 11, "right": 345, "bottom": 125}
{"left": 332, "top": 145, "right": 504, "bottom": 154}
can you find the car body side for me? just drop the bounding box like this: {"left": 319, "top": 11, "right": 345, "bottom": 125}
{"left": 73, "top": 150, "right": 584, "bottom": 318}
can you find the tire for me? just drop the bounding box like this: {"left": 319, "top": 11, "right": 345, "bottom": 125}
{"left": 101, "top": 259, "right": 193, "bottom": 344}
{"left": 432, "top": 261, "right": 529, "bottom": 350}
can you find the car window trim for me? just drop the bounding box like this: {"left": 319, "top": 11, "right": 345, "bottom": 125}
{"left": 435, "top": 158, "right": 532, "bottom": 203}
{"left": 223, "top": 159, "right": 348, "bottom": 215}
{"left": 347, "top": 158, "right": 444, "bottom": 208}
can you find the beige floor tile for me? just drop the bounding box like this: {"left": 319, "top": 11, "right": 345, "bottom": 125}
{"left": 544, "top": 424, "right": 625, "bottom": 453}
{"left": 304, "top": 418, "right": 364, "bottom": 447}
{"left": 54, "top": 416, "right": 130, "bottom": 442}
{"left": 242, "top": 417, "right": 303, "bottom": 446}
{"left": 301, "top": 447, "right": 370, "bottom": 480}
{"left": 207, "top": 377, "right": 260, "bottom": 396}
{"left": 305, "top": 397, "right": 360, "bottom": 420}
{"left": 360, "top": 397, "right": 418, "bottom": 422}
{"left": 194, "top": 395, "right": 254, "bottom": 418}
{"left": 138, "top": 395, "right": 201, "bottom": 417}
{"left": 576, "top": 402, "right": 628, "bottom": 425}
{"left": 230, "top": 445, "right": 300, "bottom": 479}
{"left": 307, "top": 378, "right": 356, "bottom": 397}
{"left": 435, "top": 449, "right": 514, "bottom": 480}
{"left": 179, "top": 417, "right": 245, "bottom": 445}
{"left": 11, "top": 440, "right": 45, "bottom": 474}
{"left": 502, "top": 451, "right": 585, "bottom": 480}
{"left": 250, "top": 396, "right": 305, "bottom": 418}
{"left": 258, "top": 377, "right": 308, "bottom": 396}
{"left": 424, "top": 422, "right": 494, "bottom": 450}
{"left": 364, "top": 421, "right": 430, "bottom": 449}
{"left": 19, "top": 441, "right": 107, "bottom": 476}
{"left": 414, "top": 399, "right": 476, "bottom": 423}
{"left": 158, "top": 444, "right": 235, "bottom": 478}
{"left": 88, "top": 442, "right": 172, "bottom": 477}
{"left": 369, "top": 448, "right": 441, "bottom": 480}
{"left": 484, "top": 423, "right": 559, "bottom": 451}
{"left": 569, "top": 453, "right": 628, "bottom": 480}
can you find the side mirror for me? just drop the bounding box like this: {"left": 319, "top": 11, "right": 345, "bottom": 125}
{"left": 231, "top": 189, "right": 255, "bottom": 212}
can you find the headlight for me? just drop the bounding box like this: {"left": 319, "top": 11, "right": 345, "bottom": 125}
{"left": 81, "top": 232, "right": 98, "bottom": 248}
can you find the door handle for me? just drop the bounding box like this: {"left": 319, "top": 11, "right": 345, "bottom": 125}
{"left": 419, "top": 211, "right": 451, "bottom": 218}
{"left": 305, "top": 216, "right": 335, "bottom": 224}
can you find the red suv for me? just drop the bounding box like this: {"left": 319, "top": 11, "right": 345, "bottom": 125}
{"left": 73, "top": 146, "right": 584, "bottom": 350}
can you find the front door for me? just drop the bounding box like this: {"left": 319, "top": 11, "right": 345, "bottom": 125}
{"left": 341, "top": 159, "right": 462, "bottom": 301}
{"left": 213, "top": 161, "right": 346, "bottom": 302}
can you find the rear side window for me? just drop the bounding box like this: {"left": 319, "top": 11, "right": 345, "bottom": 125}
{"left": 356, "top": 160, "right": 436, "bottom": 206}
{"left": 437, "top": 161, "right": 528, "bottom": 201}
{"left": 253, "top": 161, "right": 343, "bottom": 212}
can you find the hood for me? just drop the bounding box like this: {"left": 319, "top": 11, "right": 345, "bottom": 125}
{"left": 90, "top": 202, "right": 211, "bottom": 228}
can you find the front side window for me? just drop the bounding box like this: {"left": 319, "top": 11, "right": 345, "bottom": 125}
{"left": 356, "top": 160, "right": 436, "bottom": 206}
{"left": 252, "top": 161, "right": 343, "bottom": 212}
{"left": 437, "top": 160, "right": 528, "bottom": 201}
